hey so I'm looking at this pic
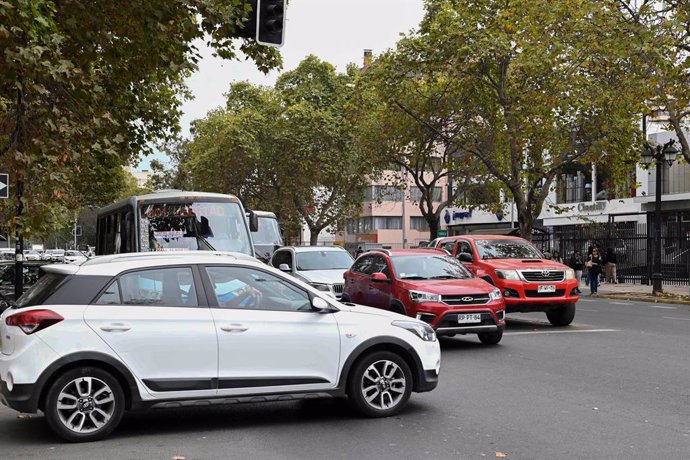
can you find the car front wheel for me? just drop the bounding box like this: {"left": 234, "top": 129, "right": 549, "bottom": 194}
{"left": 44, "top": 367, "right": 125, "bottom": 442}
{"left": 347, "top": 351, "right": 413, "bottom": 418}
{"left": 478, "top": 330, "right": 503, "bottom": 345}
{"left": 545, "top": 303, "right": 576, "bottom": 327}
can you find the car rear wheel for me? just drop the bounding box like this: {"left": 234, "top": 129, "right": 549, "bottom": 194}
{"left": 478, "top": 330, "right": 503, "bottom": 345}
{"left": 347, "top": 351, "right": 413, "bottom": 418}
{"left": 545, "top": 303, "right": 576, "bottom": 327}
{"left": 44, "top": 367, "right": 125, "bottom": 442}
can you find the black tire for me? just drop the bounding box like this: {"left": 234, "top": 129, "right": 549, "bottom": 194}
{"left": 340, "top": 293, "right": 351, "bottom": 303}
{"left": 347, "top": 351, "right": 413, "bottom": 418}
{"left": 44, "top": 367, "right": 125, "bottom": 442}
{"left": 545, "top": 303, "right": 576, "bottom": 327}
{"left": 477, "top": 330, "right": 503, "bottom": 345}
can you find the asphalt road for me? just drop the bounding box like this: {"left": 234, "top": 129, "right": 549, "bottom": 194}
{"left": 1, "top": 298, "right": 689, "bottom": 459}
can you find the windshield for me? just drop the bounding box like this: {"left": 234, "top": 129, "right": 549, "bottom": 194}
{"left": 140, "top": 201, "right": 253, "bottom": 256}
{"left": 392, "top": 255, "right": 472, "bottom": 280}
{"left": 296, "top": 251, "right": 354, "bottom": 271}
{"left": 474, "top": 239, "right": 543, "bottom": 259}
{"left": 253, "top": 216, "right": 283, "bottom": 246}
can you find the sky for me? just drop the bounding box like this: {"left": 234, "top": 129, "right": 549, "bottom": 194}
{"left": 135, "top": 0, "right": 425, "bottom": 171}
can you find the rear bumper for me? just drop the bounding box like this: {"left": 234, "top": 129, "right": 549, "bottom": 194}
{"left": 0, "top": 379, "right": 38, "bottom": 413}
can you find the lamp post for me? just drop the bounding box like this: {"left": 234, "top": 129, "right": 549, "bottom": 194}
{"left": 640, "top": 139, "right": 680, "bottom": 294}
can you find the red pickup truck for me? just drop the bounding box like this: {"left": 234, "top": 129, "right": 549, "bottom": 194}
{"left": 431, "top": 235, "right": 579, "bottom": 326}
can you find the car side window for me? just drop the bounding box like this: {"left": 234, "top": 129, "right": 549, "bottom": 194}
{"left": 205, "top": 266, "right": 312, "bottom": 312}
{"left": 457, "top": 241, "right": 473, "bottom": 255}
{"left": 271, "top": 250, "right": 292, "bottom": 269}
{"left": 371, "top": 256, "right": 390, "bottom": 277}
{"left": 95, "top": 280, "right": 121, "bottom": 305}
{"left": 118, "top": 267, "right": 198, "bottom": 307}
{"left": 351, "top": 256, "right": 373, "bottom": 275}
{"left": 441, "top": 241, "right": 455, "bottom": 253}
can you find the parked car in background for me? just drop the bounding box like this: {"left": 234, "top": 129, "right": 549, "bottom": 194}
{"left": 0, "top": 251, "right": 440, "bottom": 442}
{"left": 63, "top": 250, "right": 87, "bottom": 265}
{"left": 342, "top": 249, "right": 506, "bottom": 345}
{"left": 431, "top": 235, "right": 579, "bottom": 326}
{"left": 23, "top": 250, "right": 41, "bottom": 261}
{"left": 270, "top": 246, "right": 353, "bottom": 299}
{"left": 0, "top": 249, "right": 14, "bottom": 261}
{"left": 0, "top": 260, "right": 48, "bottom": 307}
{"left": 43, "top": 249, "right": 65, "bottom": 263}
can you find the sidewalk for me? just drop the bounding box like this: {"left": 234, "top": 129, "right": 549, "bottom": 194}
{"left": 582, "top": 280, "right": 690, "bottom": 305}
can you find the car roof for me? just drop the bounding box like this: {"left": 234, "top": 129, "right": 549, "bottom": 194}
{"left": 281, "top": 246, "right": 348, "bottom": 253}
{"left": 54, "top": 251, "right": 261, "bottom": 277}
{"left": 365, "top": 249, "right": 447, "bottom": 257}
{"left": 442, "top": 235, "right": 527, "bottom": 241}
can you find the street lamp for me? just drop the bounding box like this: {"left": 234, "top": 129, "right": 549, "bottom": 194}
{"left": 640, "top": 139, "right": 680, "bottom": 294}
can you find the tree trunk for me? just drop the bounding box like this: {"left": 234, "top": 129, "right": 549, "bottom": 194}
{"left": 309, "top": 227, "right": 322, "bottom": 246}
{"left": 517, "top": 208, "right": 534, "bottom": 241}
{"left": 428, "top": 215, "right": 440, "bottom": 240}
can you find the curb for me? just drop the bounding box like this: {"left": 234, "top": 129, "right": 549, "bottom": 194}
{"left": 593, "top": 293, "right": 690, "bottom": 306}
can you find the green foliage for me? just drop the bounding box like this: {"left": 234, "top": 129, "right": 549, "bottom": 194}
{"left": 0, "top": 0, "right": 282, "bottom": 237}
{"left": 366, "top": 0, "right": 648, "bottom": 239}
{"left": 181, "top": 56, "right": 375, "bottom": 244}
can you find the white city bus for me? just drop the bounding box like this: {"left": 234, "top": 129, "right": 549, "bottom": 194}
{"left": 96, "top": 191, "right": 257, "bottom": 256}
{"left": 250, "top": 210, "right": 284, "bottom": 263}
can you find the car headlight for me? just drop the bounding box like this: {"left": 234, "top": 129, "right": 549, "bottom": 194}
{"left": 496, "top": 270, "right": 520, "bottom": 280}
{"left": 310, "top": 283, "right": 331, "bottom": 292}
{"left": 489, "top": 288, "right": 502, "bottom": 301}
{"left": 565, "top": 269, "right": 576, "bottom": 279}
{"left": 409, "top": 290, "right": 441, "bottom": 303}
{"left": 392, "top": 320, "right": 437, "bottom": 342}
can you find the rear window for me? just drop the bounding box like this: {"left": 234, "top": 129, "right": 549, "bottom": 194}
{"left": 15, "top": 273, "right": 67, "bottom": 308}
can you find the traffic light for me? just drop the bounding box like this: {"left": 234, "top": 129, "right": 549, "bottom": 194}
{"left": 256, "top": 0, "right": 285, "bottom": 47}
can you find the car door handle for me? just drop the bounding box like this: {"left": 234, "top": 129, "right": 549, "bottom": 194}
{"left": 100, "top": 323, "right": 131, "bottom": 332}
{"left": 220, "top": 324, "right": 249, "bottom": 333}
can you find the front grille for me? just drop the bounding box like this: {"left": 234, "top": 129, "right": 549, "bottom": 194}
{"left": 441, "top": 294, "right": 491, "bottom": 306}
{"left": 332, "top": 284, "right": 344, "bottom": 295}
{"left": 520, "top": 270, "right": 565, "bottom": 282}
{"left": 436, "top": 311, "right": 496, "bottom": 329}
{"left": 524, "top": 289, "right": 566, "bottom": 298}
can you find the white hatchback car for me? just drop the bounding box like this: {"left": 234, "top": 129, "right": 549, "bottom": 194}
{"left": 0, "top": 252, "right": 440, "bottom": 442}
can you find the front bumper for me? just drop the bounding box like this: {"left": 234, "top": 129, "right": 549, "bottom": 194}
{"left": 497, "top": 279, "right": 579, "bottom": 312}
{"left": 416, "top": 369, "right": 439, "bottom": 392}
{"left": 416, "top": 302, "right": 506, "bottom": 336}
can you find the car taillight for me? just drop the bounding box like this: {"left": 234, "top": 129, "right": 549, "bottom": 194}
{"left": 5, "top": 310, "right": 64, "bottom": 335}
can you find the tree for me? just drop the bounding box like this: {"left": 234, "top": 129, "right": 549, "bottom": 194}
{"left": 356, "top": 48, "right": 501, "bottom": 240}
{"left": 372, "top": 0, "right": 648, "bottom": 239}
{"left": 0, "top": 0, "right": 281, "bottom": 238}
{"left": 615, "top": 1, "right": 690, "bottom": 162}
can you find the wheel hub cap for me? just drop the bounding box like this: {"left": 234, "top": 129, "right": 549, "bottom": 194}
{"left": 362, "top": 360, "right": 406, "bottom": 410}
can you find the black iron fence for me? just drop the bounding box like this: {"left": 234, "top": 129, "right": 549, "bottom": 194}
{"left": 532, "top": 220, "right": 690, "bottom": 286}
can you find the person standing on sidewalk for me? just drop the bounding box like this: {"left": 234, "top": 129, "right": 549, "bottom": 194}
{"left": 605, "top": 247, "right": 618, "bottom": 284}
{"left": 568, "top": 250, "right": 583, "bottom": 294}
{"left": 586, "top": 248, "right": 603, "bottom": 295}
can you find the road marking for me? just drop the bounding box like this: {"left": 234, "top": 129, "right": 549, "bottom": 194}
{"left": 662, "top": 316, "right": 690, "bottom": 321}
{"left": 648, "top": 305, "right": 676, "bottom": 310}
{"left": 610, "top": 301, "right": 634, "bottom": 305}
{"left": 505, "top": 329, "right": 619, "bottom": 336}
{"left": 577, "top": 308, "right": 599, "bottom": 312}
{"left": 578, "top": 299, "right": 595, "bottom": 302}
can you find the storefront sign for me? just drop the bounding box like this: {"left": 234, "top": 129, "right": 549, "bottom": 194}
{"left": 577, "top": 201, "right": 606, "bottom": 213}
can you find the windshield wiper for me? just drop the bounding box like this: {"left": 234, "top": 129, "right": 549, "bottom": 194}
{"left": 429, "top": 275, "right": 460, "bottom": 280}
{"left": 400, "top": 276, "right": 428, "bottom": 280}
{"left": 196, "top": 234, "right": 216, "bottom": 251}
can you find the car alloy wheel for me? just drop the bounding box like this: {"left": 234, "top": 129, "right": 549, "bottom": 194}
{"left": 56, "top": 377, "right": 115, "bottom": 434}
{"left": 361, "top": 359, "right": 407, "bottom": 410}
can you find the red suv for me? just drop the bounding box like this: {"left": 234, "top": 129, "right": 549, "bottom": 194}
{"left": 341, "top": 249, "right": 506, "bottom": 345}
{"left": 431, "top": 235, "right": 579, "bottom": 326}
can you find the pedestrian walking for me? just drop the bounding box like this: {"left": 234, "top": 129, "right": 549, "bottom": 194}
{"left": 355, "top": 246, "right": 364, "bottom": 258}
{"left": 605, "top": 247, "right": 618, "bottom": 284}
{"left": 552, "top": 250, "right": 563, "bottom": 264}
{"left": 584, "top": 245, "right": 594, "bottom": 286}
{"left": 586, "top": 247, "right": 603, "bottom": 295}
{"left": 568, "top": 250, "right": 583, "bottom": 294}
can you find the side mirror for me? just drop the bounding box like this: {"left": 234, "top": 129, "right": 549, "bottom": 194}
{"left": 248, "top": 210, "right": 259, "bottom": 232}
{"left": 458, "top": 252, "right": 474, "bottom": 263}
{"left": 312, "top": 296, "right": 337, "bottom": 313}
{"left": 371, "top": 272, "right": 389, "bottom": 282}
{"left": 278, "top": 263, "right": 291, "bottom": 272}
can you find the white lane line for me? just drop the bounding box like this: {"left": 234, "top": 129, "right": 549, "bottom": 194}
{"left": 578, "top": 308, "right": 599, "bottom": 312}
{"left": 610, "top": 301, "right": 634, "bottom": 305}
{"left": 578, "top": 299, "right": 595, "bottom": 302}
{"left": 648, "top": 305, "right": 677, "bottom": 310}
{"left": 505, "top": 329, "right": 620, "bottom": 336}
{"left": 662, "top": 316, "right": 690, "bottom": 321}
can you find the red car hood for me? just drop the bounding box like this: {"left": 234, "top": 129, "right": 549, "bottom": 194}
{"left": 400, "top": 277, "right": 494, "bottom": 295}
{"left": 480, "top": 259, "right": 569, "bottom": 271}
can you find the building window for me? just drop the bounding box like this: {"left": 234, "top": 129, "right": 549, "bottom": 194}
{"left": 364, "top": 186, "right": 403, "bottom": 202}
{"left": 556, "top": 166, "right": 591, "bottom": 203}
{"left": 410, "top": 216, "right": 430, "bottom": 230}
{"left": 346, "top": 216, "right": 403, "bottom": 234}
{"left": 409, "top": 187, "right": 443, "bottom": 202}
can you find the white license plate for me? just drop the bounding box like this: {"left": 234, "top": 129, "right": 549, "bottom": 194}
{"left": 538, "top": 285, "right": 556, "bottom": 293}
{"left": 457, "top": 313, "right": 482, "bottom": 324}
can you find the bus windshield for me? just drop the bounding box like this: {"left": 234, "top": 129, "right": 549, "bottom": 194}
{"left": 253, "top": 216, "right": 283, "bottom": 246}
{"left": 140, "top": 201, "right": 252, "bottom": 255}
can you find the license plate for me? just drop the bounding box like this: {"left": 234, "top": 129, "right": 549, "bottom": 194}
{"left": 538, "top": 285, "right": 556, "bottom": 293}
{"left": 457, "top": 313, "right": 482, "bottom": 324}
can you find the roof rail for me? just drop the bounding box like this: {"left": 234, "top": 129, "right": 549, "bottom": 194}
{"left": 368, "top": 248, "right": 392, "bottom": 256}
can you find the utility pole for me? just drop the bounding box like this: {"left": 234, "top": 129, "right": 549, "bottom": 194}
{"left": 14, "top": 180, "right": 24, "bottom": 300}
{"left": 401, "top": 166, "right": 407, "bottom": 248}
